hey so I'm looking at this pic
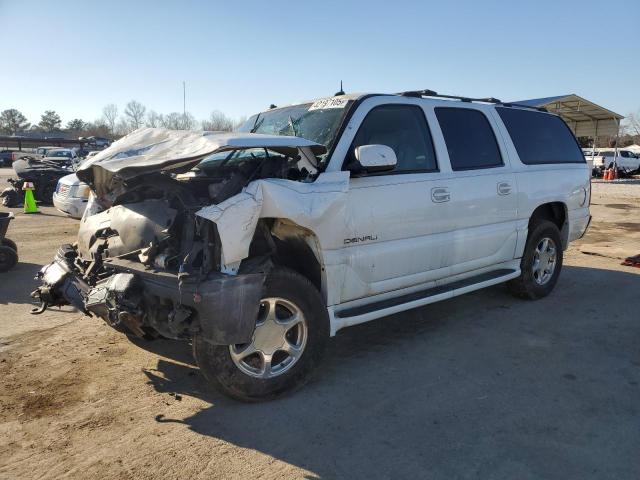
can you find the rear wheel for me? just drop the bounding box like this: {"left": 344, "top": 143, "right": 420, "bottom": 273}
{"left": 193, "top": 268, "right": 329, "bottom": 402}
{"left": 0, "top": 245, "right": 18, "bottom": 272}
{"left": 508, "top": 220, "right": 563, "bottom": 300}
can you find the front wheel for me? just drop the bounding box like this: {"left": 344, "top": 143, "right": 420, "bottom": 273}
{"left": 508, "top": 220, "right": 563, "bottom": 300}
{"left": 193, "top": 268, "right": 329, "bottom": 402}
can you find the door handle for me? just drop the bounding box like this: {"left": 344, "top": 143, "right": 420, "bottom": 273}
{"left": 431, "top": 187, "right": 451, "bottom": 203}
{"left": 497, "top": 182, "right": 512, "bottom": 196}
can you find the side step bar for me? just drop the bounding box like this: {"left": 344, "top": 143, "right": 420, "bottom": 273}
{"left": 330, "top": 268, "right": 520, "bottom": 334}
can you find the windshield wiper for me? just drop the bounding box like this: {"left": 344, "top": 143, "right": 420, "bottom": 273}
{"left": 288, "top": 115, "right": 298, "bottom": 137}
{"left": 250, "top": 114, "right": 264, "bottom": 133}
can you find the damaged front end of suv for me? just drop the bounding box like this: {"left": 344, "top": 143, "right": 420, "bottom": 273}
{"left": 31, "top": 127, "right": 331, "bottom": 345}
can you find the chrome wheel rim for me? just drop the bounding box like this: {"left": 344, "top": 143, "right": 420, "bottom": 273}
{"left": 229, "top": 297, "right": 308, "bottom": 379}
{"left": 532, "top": 237, "right": 557, "bottom": 285}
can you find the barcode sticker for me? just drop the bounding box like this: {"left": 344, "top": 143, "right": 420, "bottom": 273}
{"left": 308, "top": 97, "right": 349, "bottom": 111}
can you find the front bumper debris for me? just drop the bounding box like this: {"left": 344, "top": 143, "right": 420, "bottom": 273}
{"left": 31, "top": 245, "right": 266, "bottom": 345}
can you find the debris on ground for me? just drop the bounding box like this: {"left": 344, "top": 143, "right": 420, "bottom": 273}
{"left": 622, "top": 254, "right": 640, "bottom": 268}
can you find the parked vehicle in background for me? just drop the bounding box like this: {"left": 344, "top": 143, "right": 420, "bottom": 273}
{"left": 0, "top": 150, "right": 14, "bottom": 167}
{"left": 590, "top": 149, "right": 640, "bottom": 174}
{"left": 33, "top": 91, "right": 591, "bottom": 401}
{"left": 35, "top": 146, "right": 60, "bottom": 158}
{"left": 52, "top": 173, "right": 90, "bottom": 218}
{"left": 43, "top": 148, "right": 80, "bottom": 166}
{"left": 0, "top": 150, "right": 33, "bottom": 167}
{"left": 6, "top": 157, "right": 75, "bottom": 205}
{"left": 79, "top": 136, "right": 112, "bottom": 148}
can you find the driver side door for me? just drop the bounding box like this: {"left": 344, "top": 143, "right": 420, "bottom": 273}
{"left": 337, "top": 103, "right": 457, "bottom": 303}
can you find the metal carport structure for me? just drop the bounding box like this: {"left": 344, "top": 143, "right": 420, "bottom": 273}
{"left": 510, "top": 94, "right": 623, "bottom": 142}
{"left": 511, "top": 94, "right": 625, "bottom": 169}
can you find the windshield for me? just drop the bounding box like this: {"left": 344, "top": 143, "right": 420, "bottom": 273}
{"left": 49, "top": 150, "right": 72, "bottom": 158}
{"left": 237, "top": 100, "right": 353, "bottom": 162}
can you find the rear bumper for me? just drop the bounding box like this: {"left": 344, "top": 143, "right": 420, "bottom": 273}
{"left": 567, "top": 205, "right": 591, "bottom": 243}
{"left": 32, "top": 246, "right": 265, "bottom": 345}
{"left": 571, "top": 213, "right": 592, "bottom": 241}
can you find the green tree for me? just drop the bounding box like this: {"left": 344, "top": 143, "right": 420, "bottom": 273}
{"left": 0, "top": 109, "right": 30, "bottom": 134}
{"left": 39, "top": 110, "right": 62, "bottom": 132}
{"left": 66, "top": 118, "right": 86, "bottom": 131}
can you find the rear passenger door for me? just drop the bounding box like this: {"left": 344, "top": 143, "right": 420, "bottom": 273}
{"left": 433, "top": 107, "right": 519, "bottom": 275}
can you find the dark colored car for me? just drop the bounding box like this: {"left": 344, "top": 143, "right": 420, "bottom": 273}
{"left": 0, "top": 150, "right": 15, "bottom": 167}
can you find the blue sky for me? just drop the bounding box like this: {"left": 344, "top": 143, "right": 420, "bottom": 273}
{"left": 1, "top": 0, "right": 639, "bottom": 126}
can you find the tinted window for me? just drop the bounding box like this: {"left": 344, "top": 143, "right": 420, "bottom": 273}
{"left": 435, "top": 108, "right": 503, "bottom": 170}
{"left": 497, "top": 108, "right": 584, "bottom": 164}
{"left": 348, "top": 104, "right": 437, "bottom": 173}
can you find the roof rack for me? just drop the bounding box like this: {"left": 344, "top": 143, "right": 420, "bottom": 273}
{"left": 398, "top": 89, "right": 548, "bottom": 112}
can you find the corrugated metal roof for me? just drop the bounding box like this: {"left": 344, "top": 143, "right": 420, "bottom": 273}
{"left": 511, "top": 94, "right": 623, "bottom": 120}
{"left": 510, "top": 94, "right": 623, "bottom": 137}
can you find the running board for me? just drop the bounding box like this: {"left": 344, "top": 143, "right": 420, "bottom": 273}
{"left": 331, "top": 268, "right": 519, "bottom": 334}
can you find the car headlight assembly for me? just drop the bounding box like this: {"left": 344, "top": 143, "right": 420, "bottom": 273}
{"left": 75, "top": 184, "right": 91, "bottom": 199}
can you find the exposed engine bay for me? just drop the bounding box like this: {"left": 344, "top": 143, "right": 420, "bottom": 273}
{"left": 32, "top": 146, "right": 319, "bottom": 344}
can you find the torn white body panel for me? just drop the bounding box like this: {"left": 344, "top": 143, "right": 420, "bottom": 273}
{"left": 196, "top": 171, "right": 350, "bottom": 269}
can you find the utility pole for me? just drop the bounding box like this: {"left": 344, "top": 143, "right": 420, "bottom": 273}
{"left": 183, "top": 81, "right": 186, "bottom": 127}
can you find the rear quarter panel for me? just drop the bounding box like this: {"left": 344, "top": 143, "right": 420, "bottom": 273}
{"left": 489, "top": 109, "right": 591, "bottom": 255}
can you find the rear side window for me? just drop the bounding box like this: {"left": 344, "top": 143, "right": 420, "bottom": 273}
{"left": 348, "top": 104, "right": 438, "bottom": 173}
{"left": 496, "top": 108, "right": 585, "bottom": 164}
{"left": 434, "top": 108, "right": 503, "bottom": 170}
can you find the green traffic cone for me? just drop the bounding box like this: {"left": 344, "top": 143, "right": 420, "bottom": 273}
{"left": 23, "top": 183, "right": 39, "bottom": 214}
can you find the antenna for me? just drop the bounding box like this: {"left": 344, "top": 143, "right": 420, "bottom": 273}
{"left": 335, "top": 80, "right": 345, "bottom": 96}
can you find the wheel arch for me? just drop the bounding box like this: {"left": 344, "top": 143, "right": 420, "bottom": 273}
{"left": 529, "top": 201, "right": 569, "bottom": 249}
{"left": 245, "top": 218, "right": 327, "bottom": 301}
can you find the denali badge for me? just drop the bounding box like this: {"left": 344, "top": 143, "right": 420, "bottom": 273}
{"left": 344, "top": 235, "right": 378, "bottom": 245}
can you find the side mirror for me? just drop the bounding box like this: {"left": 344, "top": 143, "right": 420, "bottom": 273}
{"left": 352, "top": 144, "right": 397, "bottom": 173}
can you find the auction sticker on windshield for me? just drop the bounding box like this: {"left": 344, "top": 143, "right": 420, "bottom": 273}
{"left": 308, "top": 97, "right": 349, "bottom": 111}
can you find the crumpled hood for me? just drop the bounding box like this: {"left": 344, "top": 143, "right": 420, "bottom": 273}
{"left": 13, "top": 158, "right": 73, "bottom": 177}
{"left": 76, "top": 127, "right": 326, "bottom": 197}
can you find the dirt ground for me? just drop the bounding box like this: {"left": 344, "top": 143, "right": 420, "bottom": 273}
{"left": 1, "top": 168, "right": 639, "bottom": 480}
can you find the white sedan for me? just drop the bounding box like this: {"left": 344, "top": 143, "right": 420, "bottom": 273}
{"left": 52, "top": 173, "right": 90, "bottom": 219}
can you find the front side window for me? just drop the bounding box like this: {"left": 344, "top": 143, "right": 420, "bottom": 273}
{"left": 496, "top": 107, "right": 584, "bottom": 164}
{"left": 435, "top": 108, "right": 503, "bottom": 170}
{"left": 347, "top": 104, "right": 437, "bottom": 173}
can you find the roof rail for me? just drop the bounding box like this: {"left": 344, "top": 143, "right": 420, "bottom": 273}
{"left": 399, "top": 89, "right": 502, "bottom": 104}
{"left": 498, "top": 102, "right": 548, "bottom": 112}
{"left": 398, "top": 90, "right": 550, "bottom": 112}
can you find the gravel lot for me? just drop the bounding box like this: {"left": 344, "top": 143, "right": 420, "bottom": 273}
{"left": 1, "top": 167, "right": 639, "bottom": 480}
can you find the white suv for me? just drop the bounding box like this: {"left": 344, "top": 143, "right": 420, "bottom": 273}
{"left": 33, "top": 91, "right": 592, "bottom": 401}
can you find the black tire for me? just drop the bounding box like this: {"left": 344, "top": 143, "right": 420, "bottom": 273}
{"left": 193, "top": 268, "right": 329, "bottom": 402}
{"left": 0, "top": 245, "right": 18, "bottom": 272}
{"left": 508, "top": 220, "right": 563, "bottom": 300}
{"left": 2, "top": 238, "right": 17, "bottom": 253}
